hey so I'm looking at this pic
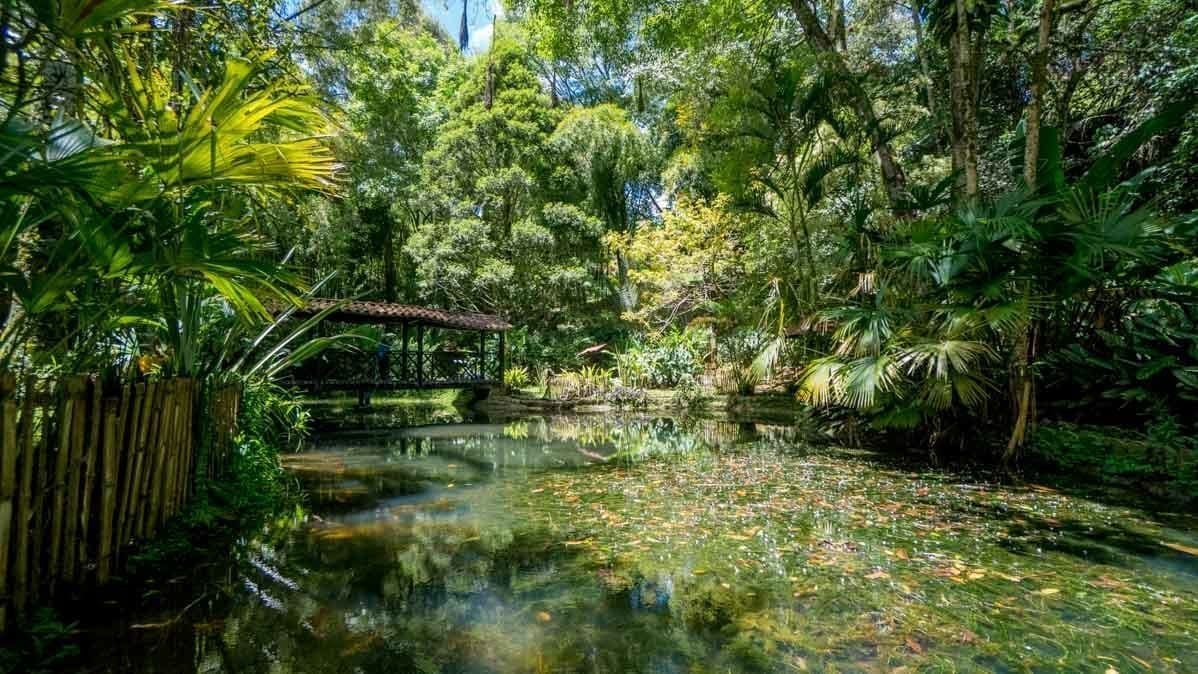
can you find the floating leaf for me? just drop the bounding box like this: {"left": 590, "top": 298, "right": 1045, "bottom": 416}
{"left": 1161, "top": 541, "right": 1198, "bottom": 556}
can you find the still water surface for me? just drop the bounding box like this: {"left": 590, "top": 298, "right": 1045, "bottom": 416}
{"left": 85, "top": 414, "right": 1197, "bottom": 672}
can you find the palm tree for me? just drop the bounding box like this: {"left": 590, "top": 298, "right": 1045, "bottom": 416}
{"left": 1, "top": 1, "right": 339, "bottom": 374}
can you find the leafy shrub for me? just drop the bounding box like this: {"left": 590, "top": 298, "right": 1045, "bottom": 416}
{"left": 613, "top": 349, "right": 651, "bottom": 388}
{"left": 671, "top": 376, "right": 706, "bottom": 410}
{"left": 239, "top": 379, "right": 310, "bottom": 451}
{"left": 615, "top": 327, "right": 709, "bottom": 388}
{"left": 1029, "top": 420, "right": 1198, "bottom": 503}
{"left": 605, "top": 385, "right": 649, "bottom": 408}
{"left": 0, "top": 608, "right": 79, "bottom": 672}
{"left": 504, "top": 364, "right": 531, "bottom": 388}
{"left": 714, "top": 364, "right": 759, "bottom": 395}
{"left": 548, "top": 365, "right": 614, "bottom": 400}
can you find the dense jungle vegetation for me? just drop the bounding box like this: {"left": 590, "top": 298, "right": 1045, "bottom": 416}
{"left": 2, "top": 0, "right": 1197, "bottom": 480}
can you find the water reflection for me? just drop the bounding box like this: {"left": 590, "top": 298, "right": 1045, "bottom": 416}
{"left": 87, "top": 415, "right": 1198, "bottom": 673}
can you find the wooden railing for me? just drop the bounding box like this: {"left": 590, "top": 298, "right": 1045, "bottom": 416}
{"left": 0, "top": 375, "right": 241, "bottom": 632}
{"left": 289, "top": 348, "right": 503, "bottom": 391}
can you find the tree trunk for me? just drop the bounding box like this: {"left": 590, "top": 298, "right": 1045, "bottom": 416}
{"left": 949, "top": 0, "right": 980, "bottom": 201}
{"left": 909, "top": 0, "right": 937, "bottom": 122}
{"left": 1005, "top": 318, "right": 1038, "bottom": 468}
{"left": 831, "top": 0, "right": 848, "bottom": 52}
{"left": 1006, "top": 1, "right": 1057, "bottom": 466}
{"left": 788, "top": 0, "right": 908, "bottom": 209}
{"left": 1024, "top": 0, "right": 1056, "bottom": 190}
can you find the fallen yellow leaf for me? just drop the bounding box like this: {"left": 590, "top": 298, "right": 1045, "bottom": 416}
{"left": 1037, "top": 588, "right": 1060, "bottom": 596}
{"left": 1161, "top": 541, "right": 1198, "bottom": 556}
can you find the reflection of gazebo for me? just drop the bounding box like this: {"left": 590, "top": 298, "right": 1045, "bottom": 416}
{"left": 286, "top": 299, "right": 510, "bottom": 394}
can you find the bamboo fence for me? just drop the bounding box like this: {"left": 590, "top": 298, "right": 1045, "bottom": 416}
{"left": 0, "top": 374, "right": 241, "bottom": 632}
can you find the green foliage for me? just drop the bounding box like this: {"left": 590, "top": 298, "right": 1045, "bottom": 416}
{"left": 503, "top": 364, "right": 531, "bottom": 388}
{"left": 239, "top": 379, "right": 311, "bottom": 453}
{"left": 670, "top": 375, "right": 707, "bottom": 411}
{"left": 1030, "top": 421, "right": 1198, "bottom": 504}
{"left": 603, "top": 384, "right": 649, "bottom": 408}
{"left": 0, "top": 2, "right": 337, "bottom": 375}
{"left": 548, "top": 365, "right": 614, "bottom": 400}
{"left": 616, "top": 328, "right": 709, "bottom": 389}
{"left": 0, "top": 607, "right": 79, "bottom": 673}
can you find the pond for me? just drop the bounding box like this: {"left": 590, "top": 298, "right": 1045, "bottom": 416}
{"left": 82, "top": 414, "right": 1196, "bottom": 673}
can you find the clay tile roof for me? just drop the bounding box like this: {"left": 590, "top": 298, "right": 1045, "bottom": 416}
{"left": 291, "top": 298, "right": 512, "bottom": 332}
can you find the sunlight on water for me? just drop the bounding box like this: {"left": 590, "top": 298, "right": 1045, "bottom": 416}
{"left": 105, "top": 416, "right": 1198, "bottom": 672}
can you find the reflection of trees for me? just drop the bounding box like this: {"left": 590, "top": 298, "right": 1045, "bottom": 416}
{"left": 205, "top": 415, "right": 856, "bottom": 671}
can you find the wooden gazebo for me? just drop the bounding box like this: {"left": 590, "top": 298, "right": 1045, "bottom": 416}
{"left": 285, "top": 299, "right": 511, "bottom": 394}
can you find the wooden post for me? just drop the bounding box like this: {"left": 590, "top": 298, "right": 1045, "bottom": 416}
{"left": 401, "top": 322, "right": 410, "bottom": 382}
{"left": 0, "top": 375, "right": 17, "bottom": 631}
{"left": 498, "top": 331, "right": 506, "bottom": 384}
{"left": 477, "top": 331, "right": 486, "bottom": 381}
{"left": 416, "top": 323, "right": 425, "bottom": 387}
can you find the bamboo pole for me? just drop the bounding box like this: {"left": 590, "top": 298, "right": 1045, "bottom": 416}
{"left": 119, "top": 382, "right": 149, "bottom": 547}
{"left": 167, "top": 380, "right": 184, "bottom": 517}
{"left": 12, "top": 377, "right": 36, "bottom": 621}
{"left": 159, "top": 383, "right": 177, "bottom": 523}
{"left": 147, "top": 380, "right": 175, "bottom": 535}
{"left": 96, "top": 396, "right": 120, "bottom": 583}
{"left": 77, "top": 378, "right": 101, "bottom": 582}
{"left": 136, "top": 381, "right": 165, "bottom": 538}
{"left": 178, "top": 379, "right": 192, "bottom": 511}
{"left": 62, "top": 377, "right": 88, "bottom": 583}
{"left": 0, "top": 375, "right": 18, "bottom": 631}
{"left": 29, "top": 393, "right": 48, "bottom": 606}
{"left": 48, "top": 378, "right": 79, "bottom": 592}
{"left": 111, "top": 383, "right": 133, "bottom": 569}
{"left": 180, "top": 380, "right": 195, "bottom": 508}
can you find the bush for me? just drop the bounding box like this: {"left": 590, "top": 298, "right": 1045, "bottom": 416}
{"left": 548, "top": 365, "right": 614, "bottom": 400}
{"left": 714, "top": 364, "right": 759, "bottom": 396}
{"left": 615, "top": 327, "right": 708, "bottom": 388}
{"left": 504, "top": 364, "right": 531, "bottom": 388}
{"left": 605, "top": 385, "right": 649, "bottom": 408}
{"left": 239, "top": 380, "right": 310, "bottom": 452}
{"left": 671, "top": 376, "right": 706, "bottom": 411}
{"left": 1029, "top": 420, "right": 1198, "bottom": 503}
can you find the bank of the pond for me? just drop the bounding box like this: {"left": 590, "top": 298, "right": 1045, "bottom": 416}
{"left": 476, "top": 388, "right": 811, "bottom": 424}
{"left": 471, "top": 388, "right": 1198, "bottom": 506}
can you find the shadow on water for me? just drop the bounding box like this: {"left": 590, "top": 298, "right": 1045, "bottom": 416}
{"left": 63, "top": 411, "right": 1198, "bottom": 673}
